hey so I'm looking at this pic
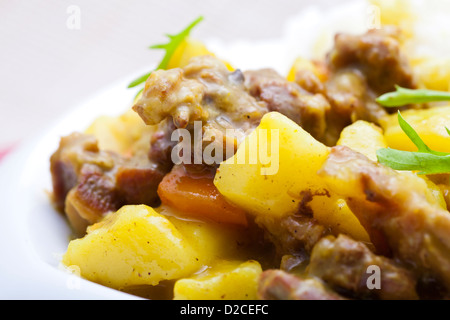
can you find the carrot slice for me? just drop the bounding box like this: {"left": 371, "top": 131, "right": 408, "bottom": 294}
{"left": 157, "top": 164, "right": 248, "bottom": 226}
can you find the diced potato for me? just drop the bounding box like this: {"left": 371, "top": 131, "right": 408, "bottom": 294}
{"left": 438, "top": 183, "right": 450, "bottom": 210}
{"left": 62, "top": 205, "right": 204, "bottom": 289}
{"left": 214, "top": 112, "right": 328, "bottom": 217}
{"left": 413, "top": 58, "right": 450, "bottom": 91}
{"left": 420, "top": 175, "right": 447, "bottom": 209}
{"left": 160, "top": 206, "right": 258, "bottom": 263}
{"left": 167, "top": 37, "right": 233, "bottom": 71}
{"left": 173, "top": 260, "right": 262, "bottom": 300}
{"left": 379, "top": 106, "right": 450, "bottom": 153}
{"left": 309, "top": 195, "right": 370, "bottom": 242}
{"left": 286, "top": 57, "right": 328, "bottom": 82}
{"left": 214, "top": 112, "right": 369, "bottom": 242}
{"left": 85, "top": 109, "right": 152, "bottom": 155}
{"left": 337, "top": 120, "right": 388, "bottom": 162}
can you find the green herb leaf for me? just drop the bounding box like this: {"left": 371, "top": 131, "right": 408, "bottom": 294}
{"left": 376, "top": 111, "right": 450, "bottom": 174}
{"left": 376, "top": 85, "right": 450, "bottom": 107}
{"left": 127, "top": 16, "right": 204, "bottom": 89}
{"left": 376, "top": 148, "right": 450, "bottom": 174}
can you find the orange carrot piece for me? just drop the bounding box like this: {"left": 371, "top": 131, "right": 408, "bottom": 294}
{"left": 157, "top": 165, "right": 248, "bottom": 226}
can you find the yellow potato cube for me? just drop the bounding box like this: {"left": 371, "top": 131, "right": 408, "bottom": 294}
{"left": 419, "top": 175, "right": 447, "bottom": 209}
{"left": 85, "top": 109, "right": 152, "bottom": 155}
{"left": 337, "top": 120, "right": 388, "bottom": 162}
{"left": 159, "top": 206, "right": 259, "bottom": 264}
{"left": 379, "top": 106, "right": 450, "bottom": 153}
{"left": 287, "top": 57, "right": 328, "bottom": 82}
{"left": 413, "top": 58, "right": 450, "bottom": 92}
{"left": 167, "top": 37, "right": 233, "bottom": 71}
{"left": 214, "top": 112, "right": 369, "bottom": 242}
{"left": 173, "top": 260, "right": 262, "bottom": 300}
{"left": 62, "top": 205, "right": 203, "bottom": 289}
{"left": 309, "top": 195, "right": 370, "bottom": 242}
{"left": 215, "top": 112, "right": 329, "bottom": 217}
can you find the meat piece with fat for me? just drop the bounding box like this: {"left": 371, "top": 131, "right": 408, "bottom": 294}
{"left": 327, "top": 27, "right": 417, "bottom": 94}
{"left": 258, "top": 269, "right": 346, "bottom": 300}
{"left": 50, "top": 133, "right": 116, "bottom": 212}
{"left": 133, "top": 55, "right": 268, "bottom": 164}
{"left": 259, "top": 214, "right": 330, "bottom": 261}
{"left": 307, "top": 234, "right": 419, "bottom": 300}
{"left": 50, "top": 132, "right": 167, "bottom": 235}
{"left": 244, "top": 68, "right": 330, "bottom": 142}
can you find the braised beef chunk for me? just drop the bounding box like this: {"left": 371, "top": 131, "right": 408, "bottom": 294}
{"left": 116, "top": 164, "right": 165, "bottom": 206}
{"left": 50, "top": 155, "right": 78, "bottom": 212}
{"left": 74, "top": 164, "right": 121, "bottom": 214}
{"left": 244, "top": 69, "right": 330, "bottom": 141}
{"left": 293, "top": 64, "right": 327, "bottom": 95}
{"left": 308, "top": 234, "right": 418, "bottom": 300}
{"left": 50, "top": 132, "right": 167, "bottom": 235}
{"left": 148, "top": 118, "right": 177, "bottom": 171}
{"left": 65, "top": 164, "right": 123, "bottom": 235}
{"left": 133, "top": 55, "right": 268, "bottom": 164}
{"left": 259, "top": 214, "right": 330, "bottom": 261}
{"left": 327, "top": 27, "right": 417, "bottom": 94}
{"left": 319, "top": 145, "right": 450, "bottom": 293}
{"left": 306, "top": 28, "right": 418, "bottom": 145}
{"left": 258, "top": 269, "right": 346, "bottom": 300}
{"left": 321, "top": 69, "right": 388, "bottom": 145}
{"left": 325, "top": 69, "right": 387, "bottom": 123}
{"left": 50, "top": 133, "right": 116, "bottom": 212}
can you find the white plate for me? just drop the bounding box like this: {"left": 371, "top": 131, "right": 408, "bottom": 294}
{"left": 0, "top": 75, "right": 145, "bottom": 299}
